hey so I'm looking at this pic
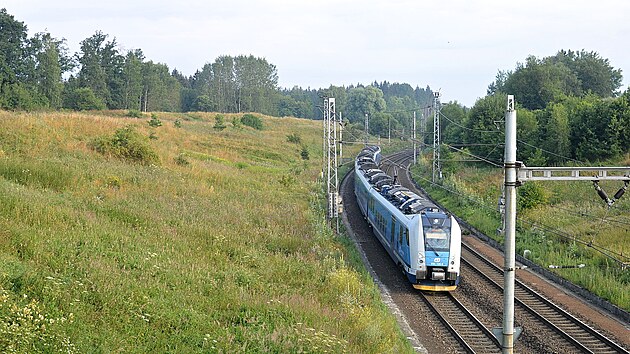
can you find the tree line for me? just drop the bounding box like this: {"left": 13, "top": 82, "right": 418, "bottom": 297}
{"left": 0, "top": 9, "right": 279, "bottom": 114}
{"left": 1, "top": 8, "right": 628, "bottom": 163}
{"left": 1, "top": 8, "right": 434, "bottom": 121}
{"left": 0, "top": 8, "right": 435, "bottom": 125}
{"left": 436, "top": 50, "right": 628, "bottom": 165}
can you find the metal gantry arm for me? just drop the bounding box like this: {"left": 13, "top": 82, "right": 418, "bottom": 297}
{"left": 518, "top": 166, "right": 630, "bottom": 182}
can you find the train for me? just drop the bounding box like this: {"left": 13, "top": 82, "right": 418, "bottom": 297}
{"left": 354, "top": 145, "right": 461, "bottom": 291}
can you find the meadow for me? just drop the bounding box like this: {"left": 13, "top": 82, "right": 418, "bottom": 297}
{"left": 0, "top": 110, "right": 412, "bottom": 353}
{"left": 410, "top": 153, "right": 630, "bottom": 311}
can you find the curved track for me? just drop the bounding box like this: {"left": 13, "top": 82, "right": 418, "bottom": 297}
{"left": 379, "top": 149, "right": 629, "bottom": 354}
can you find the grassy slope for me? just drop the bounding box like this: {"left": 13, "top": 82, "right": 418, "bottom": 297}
{"left": 410, "top": 153, "right": 630, "bottom": 311}
{"left": 0, "top": 111, "right": 412, "bottom": 353}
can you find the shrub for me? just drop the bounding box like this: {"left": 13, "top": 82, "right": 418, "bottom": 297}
{"left": 174, "top": 119, "right": 182, "bottom": 128}
{"left": 300, "top": 146, "right": 310, "bottom": 160}
{"left": 148, "top": 113, "right": 162, "bottom": 127}
{"left": 517, "top": 182, "right": 549, "bottom": 210}
{"left": 64, "top": 87, "right": 105, "bottom": 111}
{"left": 90, "top": 126, "right": 159, "bottom": 165}
{"left": 174, "top": 153, "right": 190, "bottom": 166}
{"left": 241, "top": 114, "right": 263, "bottom": 130}
{"left": 287, "top": 133, "right": 302, "bottom": 144}
{"left": 126, "top": 109, "right": 143, "bottom": 118}
{"left": 232, "top": 116, "right": 242, "bottom": 129}
{"left": 214, "top": 114, "right": 227, "bottom": 131}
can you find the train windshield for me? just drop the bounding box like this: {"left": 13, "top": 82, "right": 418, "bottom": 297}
{"left": 423, "top": 215, "right": 451, "bottom": 252}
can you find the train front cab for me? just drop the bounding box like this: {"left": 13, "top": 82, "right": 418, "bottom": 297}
{"left": 412, "top": 212, "right": 461, "bottom": 291}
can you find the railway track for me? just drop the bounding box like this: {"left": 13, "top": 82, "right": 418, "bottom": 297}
{"left": 462, "top": 245, "right": 628, "bottom": 354}
{"left": 380, "top": 149, "right": 629, "bottom": 354}
{"left": 381, "top": 150, "right": 503, "bottom": 352}
{"left": 421, "top": 291, "right": 501, "bottom": 353}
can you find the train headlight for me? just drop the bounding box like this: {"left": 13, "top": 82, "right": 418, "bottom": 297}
{"left": 417, "top": 253, "right": 425, "bottom": 268}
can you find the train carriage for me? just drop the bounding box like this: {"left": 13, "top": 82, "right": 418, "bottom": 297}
{"left": 354, "top": 146, "right": 461, "bottom": 291}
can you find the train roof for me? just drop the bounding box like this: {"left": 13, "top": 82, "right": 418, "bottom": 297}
{"left": 356, "top": 146, "right": 441, "bottom": 215}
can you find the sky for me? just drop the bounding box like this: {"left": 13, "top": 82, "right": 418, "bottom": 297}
{"left": 3, "top": 0, "right": 630, "bottom": 107}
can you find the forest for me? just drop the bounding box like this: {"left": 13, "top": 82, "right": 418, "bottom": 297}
{"left": 1, "top": 8, "right": 629, "bottom": 163}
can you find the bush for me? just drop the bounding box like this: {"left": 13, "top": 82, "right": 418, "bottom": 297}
{"left": 517, "top": 182, "right": 549, "bottom": 210}
{"left": 300, "top": 146, "right": 310, "bottom": 160}
{"left": 90, "top": 126, "right": 159, "bottom": 165}
{"left": 63, "top": 87, "right": 105, "bottom": 111}
{"left": 174, "top": 119, "right": 182, "bottom": 128}
{"left": 174, "top": 153, "right": 190, "bottom": 166}
{"left": 126, "top": 109, "right": 143, "bottom": 118}
{"left": 232, "top": 116, "right": 242, "bottom": 129}
{"left": 241, "top": 114, "right": 263, "bottom": 130}
{"left": 287, "top": 133, "right": 302, "bottom": 144}
{"left": 148, "top": 113, "right": 162, "bottom": 127}
{"left": 214, "top": 114, "right": 227, "bottom": 131}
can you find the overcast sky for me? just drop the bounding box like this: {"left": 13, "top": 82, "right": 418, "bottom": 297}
{"left": 4, "top": 0, "right": 630, "bottom": 107}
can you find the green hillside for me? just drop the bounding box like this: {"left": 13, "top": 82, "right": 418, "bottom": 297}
{"left": 0, "top": 110, "right": 412, "bottom": 353}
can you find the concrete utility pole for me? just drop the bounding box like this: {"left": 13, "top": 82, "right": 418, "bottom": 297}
{"left": 339, "top": 112, "right": 343, "bottom": 166}
{"left": 495, "top": 95, "right": 520, "bottom": 354}
{"left": 432, "top": 92, "right": 441, "bottom": 182}
{"left": 494, "top": 95, "right": 630, "bottom": 354}
{"left": 388, "top": 116, "right": 391, "bottom": 144}
{"left": 364, "top": 113, "right": 369, "bottom": 146}
{"left": 421, "top": 107, "right": 428, "bottom": 151}
{"left": 413, "top": 111, "right": 417, "bottom": 165}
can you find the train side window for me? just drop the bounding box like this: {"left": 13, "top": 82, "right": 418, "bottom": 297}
{"left": 391, "top": 217, "right": 396, "bottom": 243}
{"left": 398, "top": 226, "right": 403, "bottom": 245}
{"left": 405, "top": 228, "right": 409, "bottom": 246}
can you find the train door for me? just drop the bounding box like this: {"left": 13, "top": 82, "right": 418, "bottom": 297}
{"left": 397, "top": 224, "right": 404, "bottom": 258}
{"left": 402, "top": 228, "right": 410, "bottom": 266}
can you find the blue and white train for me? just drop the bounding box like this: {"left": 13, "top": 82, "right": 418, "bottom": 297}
{"left": 354, "top": 146, "right": 461, "bottom": 291}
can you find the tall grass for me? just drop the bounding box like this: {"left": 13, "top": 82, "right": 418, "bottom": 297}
{"left": 0, "top": 110, "right": 412, "bottom": 352}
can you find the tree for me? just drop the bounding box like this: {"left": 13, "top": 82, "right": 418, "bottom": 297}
{"left": 440, "top": 101, "right": 468, "bottom": 145}
{"left": 234, "top": 55, "right": 278, "bottom": 114}
{"left": 570, "top": 96, "right": 622, "bottom": 161}
{"left": 123, "top": 49, "right": 144, "bottom": 110}
{"left": 0, "top": 8, "right": 34, "bottom": 109}
{"left": 76, "top": 31, "right": 111, "bottom": 106}
{"left": 464, "top": 94, "right": 505, "bottom": 162}
{"left": 499, "top": 56, "right": 581, "bottom": 110}
{"left": 211, "top": 55, "right": 236, "bottom": 113}
{"left": 489, "top": 50, "right": 624, "bottom": 110}
{"left": 537, "top": 102, "right": 570, "bottom": 164}
{"left": 31, "top": 32, "right": 64, "bottom": 108}
{"left": 345, "top": 86, "right": 386, "bottom": 123}
{"left": 550, "top": 50, "right": 623, "bottom": 97}
{"left": 141, "top": 61, "right": 181, "bottom": 112}
{"left": 64, "top": 87, "right": 105, "bottom": 110}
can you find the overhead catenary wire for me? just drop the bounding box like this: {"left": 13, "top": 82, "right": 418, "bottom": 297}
{"left": 516, "top": 139, "right": 585, "bottom": 165}
{"left": 544, "top": 202, "right": 630, "bottom": 228}
{"left": 445, "top": 144, "right": 503, "bottom": 168}
{"left": 380, "top": 156, "right": 630, "bottom": 268}
{"left": 439, "top": 111, "right": 503, "bottom": 134}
